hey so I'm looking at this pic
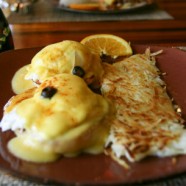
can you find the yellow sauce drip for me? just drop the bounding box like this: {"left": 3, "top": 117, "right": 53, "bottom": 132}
{"left": 8, "top": 136, "right": 59, "bottom": 163}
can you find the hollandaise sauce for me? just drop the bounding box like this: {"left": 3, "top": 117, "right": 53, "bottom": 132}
{"left": 1, "top": 74, "right": 111, "bottom": 163}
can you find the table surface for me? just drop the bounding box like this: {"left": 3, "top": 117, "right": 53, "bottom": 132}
{"left": 9, "top": 0, "right": 186, "bottom": 49}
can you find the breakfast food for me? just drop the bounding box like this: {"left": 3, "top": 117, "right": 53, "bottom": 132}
{"left": 1, "top": 74, "right": 110, "bottom": 162}
{"left": 0, "top": 34, "right": 185, "bottom": 169}
{"left": 59, "top": 0, "right": 100, "bottom": 10}
{"left": 59, "top": 0, "right": 152, "bottom": 11}
{"left": 59, "top": 0, "right": 94, "bottom": 6}
{"left": 101, "top": 49, "right": 185, "bottom": 167}
{"left": 68, "top": 3, "right": 100, "bottom": 11}
{"left": 99, "top": 0, "right": 151, "bottom": 10}
{"left": 25, "top": 40, "right": 103, "bottom": 89}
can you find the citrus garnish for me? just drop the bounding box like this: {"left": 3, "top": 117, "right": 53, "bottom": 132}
{"left": 81, "top": 34, "right": 132, "bottom": 60}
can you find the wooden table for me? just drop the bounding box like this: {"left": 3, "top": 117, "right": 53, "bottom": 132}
{"left": 10, "top": 0, "right": 186, "bottom": 49}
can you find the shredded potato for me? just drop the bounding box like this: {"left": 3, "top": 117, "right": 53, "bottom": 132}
{"left": 101, "top": 49, "right": 185, "bottom": 167}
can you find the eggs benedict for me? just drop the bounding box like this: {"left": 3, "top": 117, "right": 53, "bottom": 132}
{"left": 0, "top": 74, "right": 110, "bottom": 162}
{"left": 25, "top": 40, "right": 104, "bottom": 88}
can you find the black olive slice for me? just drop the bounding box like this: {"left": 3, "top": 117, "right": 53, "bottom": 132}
{"left": 72, "top": 66, "right": 85, "bottom": 77}
{"left": 41, "top": 86, "right": 57, "bottom": 99}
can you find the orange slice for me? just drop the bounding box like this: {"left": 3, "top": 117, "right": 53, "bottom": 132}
{"left": 81, "top": 34, "right": 132, "bottom": 59}
{"left": 68, "top": 3, "right": 100, "bottom": 11}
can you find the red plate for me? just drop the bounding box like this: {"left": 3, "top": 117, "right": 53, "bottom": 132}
{"left": 0, "top": 45, "right": 186, "bottom": 185}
